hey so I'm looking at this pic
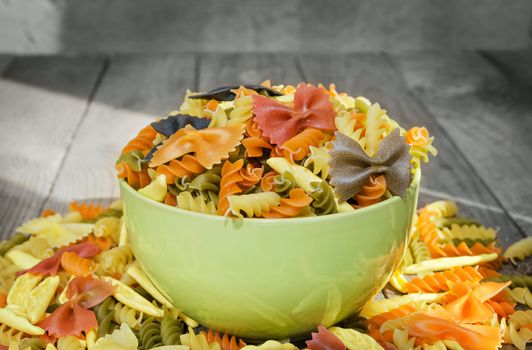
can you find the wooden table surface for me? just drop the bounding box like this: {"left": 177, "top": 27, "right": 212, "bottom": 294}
{"left": 0, "top": 51, "right": 531, "bottom": 246}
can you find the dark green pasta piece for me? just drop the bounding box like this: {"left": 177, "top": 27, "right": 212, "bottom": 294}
{"left": 485, "top": 274, "right": 532, "bottom": 289}
{"left": 188, "top": 173, "right": 221, "bottom": 193}
{"left": 273, "top": 171, "right": 296, "bottom": 198}
{"left": 138, "top": 317, "right": 163, "bottom": 349}
{"left": 451, "top": 237, "right": 494, "bottom": 247}
{"left": 175, "top": 176, "right": 192, "bottom": 192}
{"left": 0, "top": 233, "right": 28, "bottom": 256}
{"left": 161, "top": 316, "right": 184, "bottom": 345}
{"left": 131, "top": 286, "right": 155, "bottom": 302}
{"left": 94, "top": 297, "right": 119, "bottom": 338}
{"left": 310, "top": 181, "right": 337, "bottom": 215}
{"left": 19, "top": 338, "right": 47, "bottom": 350}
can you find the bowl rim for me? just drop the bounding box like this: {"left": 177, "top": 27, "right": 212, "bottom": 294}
{"left": 120, "top": 167, "right": 421, "bottom": 223}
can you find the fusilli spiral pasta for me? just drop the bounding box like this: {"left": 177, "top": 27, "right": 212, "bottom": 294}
{"left": 507, "top": 287, "right": 532, "bottom": 308}
{"left": 201, "top": 329, "right": 246, "bottom": 350}
{"left": 355, "top": 175, "right": 386, "bottom": 208}
{"left": 177, "top": 191, "right": 217, "bottom": 215}
{"left": 438, "top": 224, "right": 496, "bottom": 244}
{"left": 160, "top": 315, "right": 183, "bottom": 345}
{"left": 409, "top": 238, "right": 431, "bottom": 263}
{"left": 121, "top": 124, "right": 157, "bottom": 156}
{"left": 261, "top": 188, "right": 312, "bottom": 218}
{"left": 60, "top": 251, "right": 97, "bottom": 276}
{"left": 406, "top": 127, "right": 438, "bottom": 166}
{"left": 138, "top": 317, "right": 163, "bottom": 349}
{"left": 273, "top": 171, "right": 297, "bottom": 198}
{"left": 155, "top": 155, "right": 206, "bottom": 184}
{"left": 310, "top": 181, "right": 337, "bottom": 215}
{"left": 217, "top": 160, "right": 245, "bottom": 216}
{"left": 97, "top": 244, "right": 134, "bottom": 277}
{"left": 303, "top": 144, "right": 332, "bottom": 180}
{"left": 504, "top": 236, "right": 532, "bottom": 264}
{"left": 281, "top": 128, "right": 325, "bottom": 162}
{"left": 227, "top": 192, "right": 280, "bottom": 218}
{"left": 94, "top": 297, "right": 119, "bottom": 338}
{"left": 404, "top": 266, "right": 484, "bottom": 293}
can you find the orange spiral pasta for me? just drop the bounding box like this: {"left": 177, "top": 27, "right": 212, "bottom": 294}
{"left": 155, "top": 154, "right": 205, "bottom": 184}
{"left": 242, "top": 138, "right": 273, "bottom": 158}
{"left": 0, "top": 293, "right": 6, "bottom": 308}
{"left": 404, "top": 266, "right": 484, "bottom": 293}
{"left": 366, "top": 304, "right": 417, "bottom": 344}
{"left": 116, "top": 162, "right": 152, "bottom": 189}
{"left": 41, "top": 208, "right": 57, "bottom": 217}
{"left": 405, "top": 127, "right": 430, "bottom": 147}
{"left": 261, "top": 188, "right": 312, "bottom": 218}
{"left": 238, "top": 164, "right": 264, "bottom": 189}
{"left": 281, "top": 128, "right": 325, "bottom": 161}
{"left": 478, "top": 266, "right": 500, "bottom": 278}
{"left": 485, "top": 299, "right": 515, "bottom": 319}
{"left": 431, "top": 241, "right": 503, "bottom": 269}
{"left": 60, "top": 251, "right": 97, "bottom": 276}
{"left": 201, "top": 330, "right": 246, "bottom": 350}
{"left": 69, "top": 201, "right": 105, "bottom": 220}
{"left": 270, "top": 146, "right": 284, "bottom": 158}
{"left": 81, "top": 234, "right": 112, "bottom": 251}
{"left": 260, "top": 171, "right": 278, "bottom": 192}
{"left": 217, "top": 159, "right": 245, "bottom": 216}
{"left": 355, "top": 175, "right": 386, "bottom": 208}
{"left": 245, "top": 118, "right": 264, "bottom": 139}
{"left": 121, "top": 124, "right": 157, "bottom": 155}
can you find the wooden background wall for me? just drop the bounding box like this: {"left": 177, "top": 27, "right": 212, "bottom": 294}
{"left": 0, "top": 0, "right": 531, "bottom": 54}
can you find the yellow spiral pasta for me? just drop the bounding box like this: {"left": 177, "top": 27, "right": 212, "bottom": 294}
{"left": 365, "top": 103, "right": 392, "bottom": 157}
{"left": 97, "top": 244, "right": 134, "bottom": 277}
{"left": 424, "top": 200, "right": 458, "bottom": 220}
{"left": 0, "top": 256, "right": 19, "bottom": 294}
{"left": 227, "top": 95, "right": 254, "bottom": 126}
{"left": 179, "top": 90, "right": 208, "bottom": 117}
{"left": 227, "top": 192, "right": 281, "bottom": 218}
{"left": 93, "top": 216, "right": 121, "bottom": 241}
{"left": 177, "top": 191, "right": 217, "bottom": 215}
{"left": 181, "top": 329, "right": 221, "bottom": 350}
{"left": 392, "top": 328, "right": 416, "bottom": 350}
{"left": 57, "top": 335, "right": 86, "bottom": 350}
{"left": 8, "top": 236, "right": 53, "bottom": 260}
{"left": 409, "top": 238, "right": 431, "bottom": 263}
{"left": 113, "top": 302, "right": 144, "bottom": 330}
{"left": 360, "top": 293, "right": 442, "bottom": 319}
{"left": 0, "top": 323, "right": 23, "bottom": 346}
{"left": 507, "top": 287, "right": 532, "bottom": 308}
{"left": 504, "top": 236, "right": 532, "bottom": 264}
{"left": 303, "top": 144, "right": 332, "bottom": 180}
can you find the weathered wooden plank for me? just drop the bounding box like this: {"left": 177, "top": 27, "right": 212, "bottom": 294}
{"left": 42, "top": 54, "right": 196, "bottom": 212}
{"left": 0, "top": 56, "right": 13, "bottom": 75}
{"left": 390, "top": 51, "right": 532, "bottom": 236}
{"left": 484, "top": 49, "right": 532, "bottom": 89}
{"left": 0, "top": 56, "right": 104, "bottom": 238}
{"left": 198, "top": 53, "right": 302, "bottom": 90}
{"left": 298, "top": 53, "right": 524, "bottom": 246}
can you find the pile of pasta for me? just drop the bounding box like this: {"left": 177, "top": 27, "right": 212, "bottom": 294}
{"left": 116, "top": 82, "right": 438, "bottom": 217}
{"left": 0, "top": 199, "right": 530, "bottom": 349}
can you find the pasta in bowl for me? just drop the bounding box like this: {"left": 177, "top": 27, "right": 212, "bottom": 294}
{"left": 118, "top": 82, "right": 434, "bottom": 339}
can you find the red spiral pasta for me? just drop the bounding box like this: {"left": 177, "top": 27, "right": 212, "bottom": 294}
{"left": 217, "top": 159, "right": 245, "bottom": 216}
{"left": 404, "top": 266, "right": 484, "bottom": 293}
{"left": 261, "top": 188, "right": 312, "bottom": 218}
{"left": 281, "top": 128, "right": 325, "bottom": 161}
{"left": 201, "top": 330, "right": 246, "bottom": 350}
{"left": 60, "top": 251, "right": 97, "bottom": 276}
{"left": 155, "top": 155, "right": 205, "bottom": 184}
{"left": 121, "top": 124, "right": 157, "bottom": 155}
{"left": 355, "top": 175, "right": 386, "bottom": 208}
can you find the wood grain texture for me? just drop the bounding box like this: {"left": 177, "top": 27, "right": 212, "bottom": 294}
{"left": 41, "top": 54, "right": 196, "bottom": 212}
{"left": 389, "top": 51, "right": 532, "bottom": 236}
{"left": 0, "top": 56, "right": 104, "bottom": 238}
{"left": 298, "top": 53, "right": 525, "bottom": 246}
{"left": 484, "top": 49, "right": 532, "bottom": 89}
{"left": 198, "top": 53, "right": 302, "bottom": 89}
{"left": 3, "top": 0, "right": 531, "bottom": 54}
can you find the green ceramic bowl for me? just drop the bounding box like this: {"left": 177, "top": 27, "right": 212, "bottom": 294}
{"left": 120, "top": 169, "right": 420, "bottom": 340}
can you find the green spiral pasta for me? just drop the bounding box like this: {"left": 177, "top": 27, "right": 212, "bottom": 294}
{"left": 138, "top": 317, "right": 163, "bottom": 349}
{"left": 188, "top": 170, "right": 222, "bottom": 199}
{"left": 273, "top": 171, "right": 297, "bottom": 198}
{"left": 408, "top": 238, "right": 431, "bottom": 263}
{"left": 438, "top": 224, "right": 496, "bottom": 244}
{"left": 160, "top": 315, "right": 184, "bottom": 345}
{"left": 18, "top": 337, "right": 47, "bottom": 350}
{"left": 174, "top": 175, "right": 192, "bottom": 192}
{"left": 0, "top": 233, "right": 28, "bottom": 256}
{"left": 486, "top": 274, "right": 532, "bottom": 289}
{"left": 334, "top": 110, "right": 365, "bottom": 148}
{"left": 228, "top": 192, "right": 281, "bottom": 218}
{"left": 434, "top": 216, "right": 480, "bottom": 228}
{"left": 94, "top": 297, "right": 119, "bottom": 338}
{"left": 310, "top": 181, "right": 337, "bottom": 215}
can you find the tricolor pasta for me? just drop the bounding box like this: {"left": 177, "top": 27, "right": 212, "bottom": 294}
{"left": 117, "top": 82, "right": 437, "bottom": 217}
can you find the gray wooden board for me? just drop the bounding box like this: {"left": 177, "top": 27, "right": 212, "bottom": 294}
{"left": 298, "top": 53, "right": 524, "bottom": 247}
{"left": 0, "top": 56, "right": 13, "bottom": 75}
{"left": 0, "top": 56, "right": 104, "bottom": 239}
{"left": 484, "top": 49, "right": 532, "bottom": 89}
{"left": 389, "top": 51, "right": 532, "bottom": 236}
{"left": 198, "top": 53, "right": 303, "bottom": 90}
{"left": 42, "top": 54, "right": 196, "bottom": 212}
